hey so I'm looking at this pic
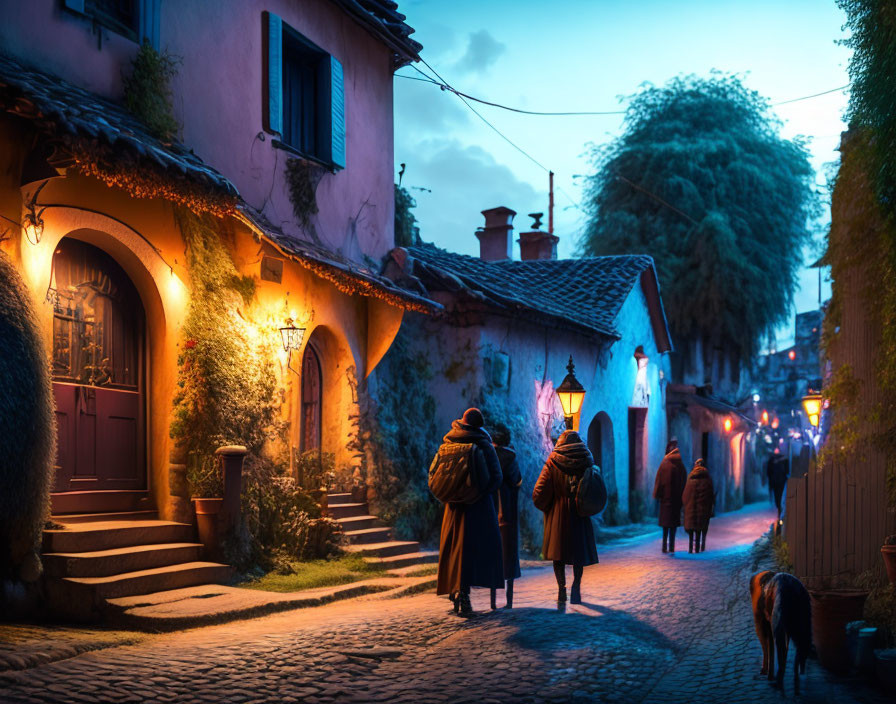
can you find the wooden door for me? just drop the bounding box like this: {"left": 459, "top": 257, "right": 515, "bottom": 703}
{"left": 300, "top": 344, "right": 322, "bottom": 453}
{"left": 50, "top": 238, "right": 145, "bottom": 493}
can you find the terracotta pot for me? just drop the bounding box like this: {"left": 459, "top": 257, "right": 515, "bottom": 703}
{"left": 811, "top": 589, "right": 869, "bottom": 674}
{"left": 192, "top": 497, "right": 224, "bottom": 561}
{"left": 881, "top": 545, "right": 896, "bottom": 585}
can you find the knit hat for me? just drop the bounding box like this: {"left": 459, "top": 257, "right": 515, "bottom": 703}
{"left": 461, "top": 407, "right": 484, "bottom": 428}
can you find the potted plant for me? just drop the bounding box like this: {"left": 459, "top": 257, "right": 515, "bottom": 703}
{"left": 188, "top": 452, "right": 226, "bottom": 560}
{"left": 882, "top": 535, "right": 896, "bottom": 585}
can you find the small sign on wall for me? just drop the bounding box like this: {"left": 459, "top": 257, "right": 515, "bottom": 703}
{"left": 261, "top": 256, "right": 284, "bottom": 283}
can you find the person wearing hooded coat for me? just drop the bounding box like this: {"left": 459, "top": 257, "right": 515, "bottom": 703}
{"left": 436, "top": 408, "right": 504, "bottom": 616}
{"left": 682, "top": 458, "right": 715, "bottom": 553}
{"left": 532, "top": 430, "right": 599, "bottom": 605}
{"left": 652, "top": 439, "right": 687, "bottom": 553}
{"left": 489, "top": 423, "right": 522, "bottom": 609}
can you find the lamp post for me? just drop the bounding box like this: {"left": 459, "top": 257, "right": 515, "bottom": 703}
{"left": 555, "top": 355, "right": 586, "bottom": 431}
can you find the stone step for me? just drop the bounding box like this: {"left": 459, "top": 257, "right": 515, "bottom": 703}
{"left": 42, "top": 520, "right": 194, "bottom": 553}
{"left": 51, "top": 510, "right": 159, "bottom": 525}
{"left": 343, "top": 527, "right": 392, "bottom": 545}
{"left": 326, "top": 493, "right": 354, "bottom": 505}
{"left": 48, "top": 562, "right": 233, "bottom": 602}
{"left": 334, "top": 515, "right": 382, "bottom": 531}
{"left": 344, "top": 540, "right": 420, "bottom": 558}
{"left": 43, "top": 542, "right": 203, "bottom": 578}
{"left": 363, "top": 550, "right": 439, "bottom": 570}
{"left": 328, "top": 502, "right": 369, "bottom": 520}
{"left": 50, "top": 490, "right": 152, "bottom": 515}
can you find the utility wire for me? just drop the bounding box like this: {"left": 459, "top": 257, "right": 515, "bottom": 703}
{"left": 411, "top": 61, "right": 582, "bottom": 210}
{"left": 396, "top": 70, "right": 850, "bottom": 116}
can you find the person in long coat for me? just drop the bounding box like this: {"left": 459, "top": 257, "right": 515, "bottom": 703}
{"left": 489, "top": 423, "right": 522, "bottom": 609}
{"left": 436, "top": 408, "right": 504, "bottom": 616}
{"left": 652, "top": 439, "right": 687, "bottom": 553}
{"left": 765, "top": 450, "right": 790, "bottom": 523}
{"left": 682, "top": 458, "right": 715, "bottom": 553}
{"left": 533, "top": 430, "right": 598, "bottom": 605}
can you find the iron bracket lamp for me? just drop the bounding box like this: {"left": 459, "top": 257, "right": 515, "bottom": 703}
{"left": 280, "top": 324, "right": 306, "bottom": 374}
{"left": 801, "top": 392, "right": 823, "bottom": 428}
{"left": 555, "top": 355, "right": 586, "bottom": 431}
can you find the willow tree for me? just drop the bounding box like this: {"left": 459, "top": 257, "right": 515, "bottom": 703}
{"left": 580, "top": 75, "right": 818, "bottom": 377}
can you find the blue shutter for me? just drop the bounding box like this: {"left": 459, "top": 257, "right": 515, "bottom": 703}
{"left": 139, "top": 0, "right": 161, "bottom": 49}
{"left": 329, "top": 55, "right": 346, "bottom": 169}
{"left": 264, "top": 11, "right": 283, "bottom": 136}
{"left": 63, "top": 0, "right": 85, "bottom": 13}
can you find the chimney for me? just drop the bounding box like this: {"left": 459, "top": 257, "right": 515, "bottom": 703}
{"left": 476, "top": 206, "right": 516, "bottom": 261}
{"left": 518, "top": 212, "right": 559, "bottom": 261}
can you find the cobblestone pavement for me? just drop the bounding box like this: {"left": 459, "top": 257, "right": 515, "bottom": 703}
{"left": 1, "top": 503, "right": 890, "bottom": 704}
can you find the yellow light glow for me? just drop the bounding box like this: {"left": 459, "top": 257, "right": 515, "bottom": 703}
{"left": 557, "top": 389, "right": 585, "bottom": 417}
{"left": 723, "top": 417, "right": 733, "bottom": 433}
{"left": 801, "top": 394, "right": 822, "bottom": 427}
{"left": 761, "top": 410, "right": 769, "bottom": 425}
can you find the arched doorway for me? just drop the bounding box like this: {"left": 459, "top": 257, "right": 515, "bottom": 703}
{"left": 50, "top": 238, "right": 146, "bottom": 495}
{"left": 588, "top": 411, "right": 616, "bottom": 498}
{"left": 300, "top": 343, "right": 322, "bottom": 453}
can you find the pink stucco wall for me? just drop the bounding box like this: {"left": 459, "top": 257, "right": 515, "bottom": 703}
{"left": 0, "top": 0, "right": 397, "bottom": 262}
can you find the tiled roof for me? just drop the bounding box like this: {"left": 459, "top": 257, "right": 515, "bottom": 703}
{"left": 0, "top": 52, "right": 238, "bottom": 199}
{"left": 400, "top": 242, "right": 667, "bottom": 341}
{"left": 332, "top": 0, "right": 422, "bottom": 67}
{"left": 238, "top": 205, "right": 441, "bottom": 315}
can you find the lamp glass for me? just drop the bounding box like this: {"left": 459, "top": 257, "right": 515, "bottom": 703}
{"left": 280, "top": 326, "right": 305, "bottom": 352}
{"left": 557, "top": 389, "right": 585, "bottom": 417}
{"left": 801, "top": 394, "right": 822, "bottom": 427}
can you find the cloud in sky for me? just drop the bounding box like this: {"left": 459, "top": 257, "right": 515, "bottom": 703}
{"left": 453, "top": 30, "right": 506, "bottom": 74}
{"left": 400, "top": 139, "right": 542, "bottom": 257}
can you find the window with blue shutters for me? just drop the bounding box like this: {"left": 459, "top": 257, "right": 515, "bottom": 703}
{"left": 264, "top": 12, "right": 346, "bottom": 170}
{"left": 64, "top": 0, "right": 160, "bottom": 47}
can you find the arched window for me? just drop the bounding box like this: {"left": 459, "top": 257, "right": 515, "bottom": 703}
{"left": 300, "top": 344, "right": 322, "bottom": 452}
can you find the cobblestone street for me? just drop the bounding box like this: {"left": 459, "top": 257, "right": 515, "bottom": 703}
{"left": 1, "top": 503, "right": 888, "bottom": 704}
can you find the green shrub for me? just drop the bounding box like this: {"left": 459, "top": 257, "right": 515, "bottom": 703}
{"left": 0, "top": 251, "right": 55, "bottom": 584}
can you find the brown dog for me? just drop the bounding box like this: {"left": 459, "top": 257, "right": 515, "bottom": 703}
{"left": 750, "top": 570, "right": 812, "bottom": 694}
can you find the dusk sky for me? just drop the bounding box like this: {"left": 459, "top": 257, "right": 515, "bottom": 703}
{"left": 394, "top": 0, "right": 851, "bottom": 348}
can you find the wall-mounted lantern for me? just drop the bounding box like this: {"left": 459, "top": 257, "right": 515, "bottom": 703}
{"left": 279, "top": 323, "right": 306, "bottom": 374}
{"left": 555, "top": 355, "right": 586, "bottom": 430}
{"left": 723, "top": 417, "right": 733, "bottom": 433}
{"left": 801, "top": 393, "right": 823, "bottom": 428}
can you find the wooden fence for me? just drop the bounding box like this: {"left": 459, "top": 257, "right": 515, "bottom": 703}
{"left": 785, "top": 450, "right": 894, "bottom": 588}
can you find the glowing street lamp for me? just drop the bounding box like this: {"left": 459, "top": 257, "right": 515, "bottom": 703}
{"left": 555, "top": 355, "right": 586, "bottom": 430}
{"left": 802, "top": 393, "right": 823, "bottom": 428}
{"left": 279, "top": 322, "right": 306, "bottom": 374}
{"left": 723, "top": 417, "right": 733, "bottom": 433}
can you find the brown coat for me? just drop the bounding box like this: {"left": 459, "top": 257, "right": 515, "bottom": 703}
{"left": 532, "top": 431, "right": 598, "bottom": 566}
{"left": 652, "top": 448, "right": 687, "bottom": 527}
{"left": 436, "top": 421, "right": 504, "bottom": 595}
{"left": 493, "top": 445, "right": 522, "bottom": 580}
{"left": 682, "top": 465, "right": 715, "bottom": 531}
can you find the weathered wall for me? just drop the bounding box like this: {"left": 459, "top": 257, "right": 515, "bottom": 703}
{"left": 0, "top": 0, "right": 396, "bottom": 263}
{"left": 378, "top": 278, "right": 670, "bottom": 551}
{"left": 0, "top": 114, "right": 387, "bottom": 516}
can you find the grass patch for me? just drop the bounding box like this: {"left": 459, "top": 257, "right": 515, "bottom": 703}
{"left": 238, "top": 553, "right": 385, "bottom": 593}
{"left": 400, "top": 565, "right": 438, "bottom": 578}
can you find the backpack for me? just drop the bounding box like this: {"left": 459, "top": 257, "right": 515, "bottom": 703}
{"left": 569, "top": 465, "right": 608, "bottom": 517}
{"left": 428, "top": 442, "right": 488, "bottom": 504}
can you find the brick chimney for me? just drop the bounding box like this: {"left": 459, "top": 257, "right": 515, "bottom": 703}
{"left": 476, "top": 206, "right": 516, "bottom": 261}
{"left": 518, "top": 212, "right": 559, "bottom": 261}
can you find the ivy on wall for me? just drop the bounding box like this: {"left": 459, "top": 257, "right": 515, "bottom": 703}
{"left": 170, "top": 208, "right": 338, "bottom": 568}
{"left": 123, "top": 40, "right": 180, "bottom": 143}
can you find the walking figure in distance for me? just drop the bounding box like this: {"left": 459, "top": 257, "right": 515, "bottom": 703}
{"left": 432, "top": 408, "right": 504, "bottom": 616}
{"left": 682, "top": 458, "right": 715, "bottom": 553}
{"left": 653, "top": 438, "right": 687, "bottom": 554}
{"left": 489, "top": 423, "right": 522, "bottom": 609}
{"left": 533, "top": 430, "right": 599, "bottom": 606}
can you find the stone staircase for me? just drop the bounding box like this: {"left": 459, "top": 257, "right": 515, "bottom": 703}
{"left": 43, "top": 507, "right": 231, "bottom": 621}
{"left": 327, "top": 493, "right": 438, "bottom": 572}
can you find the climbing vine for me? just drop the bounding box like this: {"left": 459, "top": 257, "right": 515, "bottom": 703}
{"left": 285, "top": 158, "right": 323, "bottom": 229}
{"left": 122, "top": 39, "right": 180, "bottom": 142}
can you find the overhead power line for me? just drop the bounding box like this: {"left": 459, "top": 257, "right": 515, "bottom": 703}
{"left": 395, "top": 70, "right": 851, "bottom": 116}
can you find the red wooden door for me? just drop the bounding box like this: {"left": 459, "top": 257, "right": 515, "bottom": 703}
{"left": 300, "top": 345, "right": 322, "bottom": 453}
{"left": 50, "top": 239, "right": 145, "bottom": 493}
